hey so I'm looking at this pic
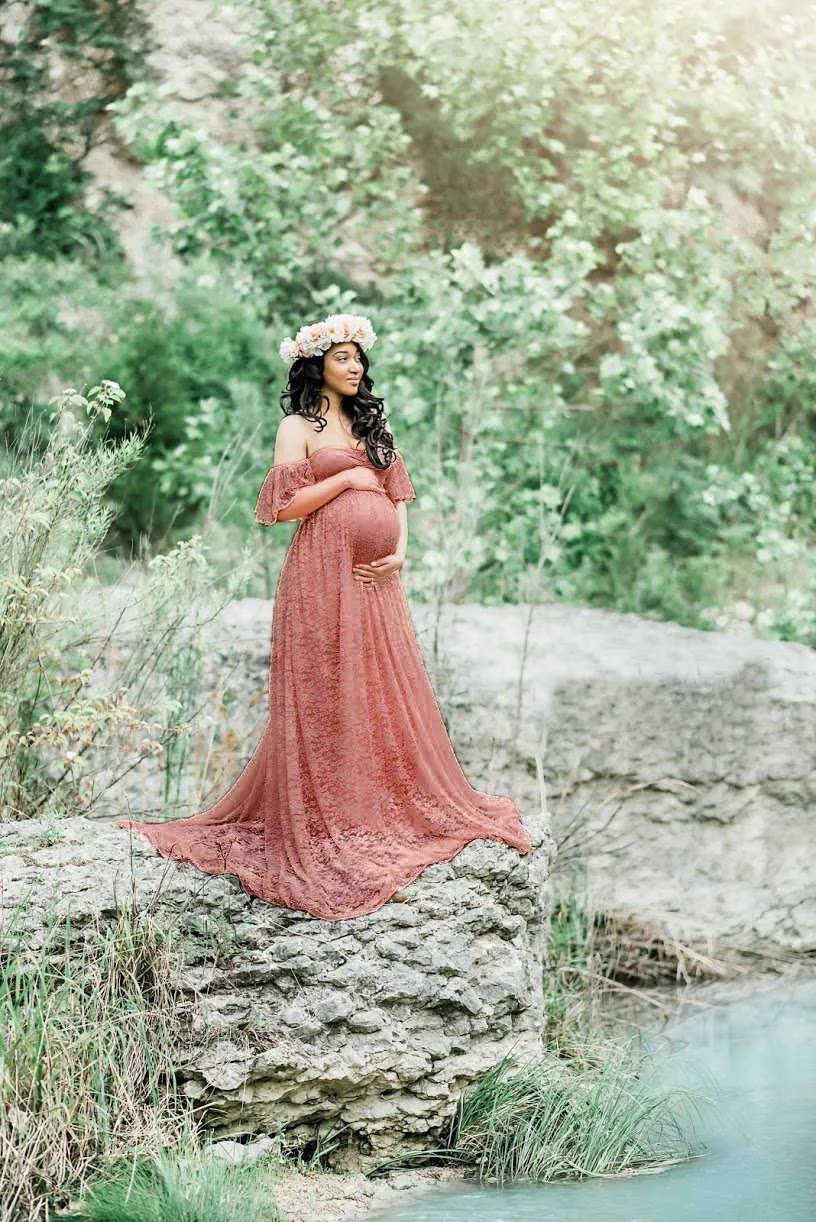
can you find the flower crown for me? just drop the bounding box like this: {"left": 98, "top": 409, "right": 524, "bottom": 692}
{"left": 279, "top": 313, "right": 377, "bottom": 366}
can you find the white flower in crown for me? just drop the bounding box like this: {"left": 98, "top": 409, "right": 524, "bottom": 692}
{"left": 324, "top": 314, "right": 351, "bottom": 344}
{"left": 278, "top": 312, "right": 377, "bottom": 366}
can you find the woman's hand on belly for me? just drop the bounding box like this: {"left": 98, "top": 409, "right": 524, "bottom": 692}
{"left": 353, "top": 553, "right": 403, "bottom": 585}
{"left": 345, "top": 468, "right": 386, "bottom": 493}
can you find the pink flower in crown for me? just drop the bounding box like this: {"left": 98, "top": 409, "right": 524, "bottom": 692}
{"left": 294, "top": 321, "right": 326, "bottom": 358}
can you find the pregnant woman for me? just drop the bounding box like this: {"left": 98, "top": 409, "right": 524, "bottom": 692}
{"left": 115, "top": 312, "right": 533, "bottom": 919}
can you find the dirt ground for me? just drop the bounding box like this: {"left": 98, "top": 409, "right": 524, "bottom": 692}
{"left": 272, "top": 1164, "right": 470, "bottom": 1221}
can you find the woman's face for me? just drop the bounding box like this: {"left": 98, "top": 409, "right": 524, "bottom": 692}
{"left": 323, "top": 342, "right": 364, "bottom": 398}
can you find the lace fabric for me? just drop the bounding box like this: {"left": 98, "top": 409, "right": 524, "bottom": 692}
{"left": 115, "top": 446, "right": 532, "bottom": 919}
{"left": 382, "top": 451, "right": 416, "bottom": 503}
{"left": 255, "top": 455, "right": 316, "bottom": 524}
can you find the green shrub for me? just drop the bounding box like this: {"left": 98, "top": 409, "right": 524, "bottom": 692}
{"left": 0, "top": 0, "right": 151, "bottom": 261}
{"left": 101, "top": 277, "right": 281, "bottom": 546}
{"left": 0, "top": 257, "right": 115, "bottom": 426}
{"left": 0, "top": 381, "right": 252, "bottom": 821}
{"left": 103, "top": 0, "right": 816, "bottom": 635}
{"left": 0, "top": 258, "right": 283, "bottom": 551}
{"left": 6, "top": 0, "right": 816, "bottom": 636}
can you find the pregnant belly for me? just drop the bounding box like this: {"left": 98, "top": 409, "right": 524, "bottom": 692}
{"left": 343, "top": 489, "right": 400, "bottom": 565}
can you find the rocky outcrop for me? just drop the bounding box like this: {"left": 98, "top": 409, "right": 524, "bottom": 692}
{"left": 93, "top": 598, "right": 816, "bottom": 951}
{"left": 0, "top": 809, "right": 552, "bottom": 1165}
{"left": 4, "top": 597, "right": 814, "bottom": 1167}
{"left": 437, "top": 602, "right": 816, "bottom": 950}
{"left": 197, "top": 600, "right": 816, "bottom": 949}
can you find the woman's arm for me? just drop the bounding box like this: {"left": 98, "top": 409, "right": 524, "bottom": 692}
{"left": 380, "top": 434, "right": 413, "bottom": 563}
{"left": 393, "top": 500, "right": 408, "bottom": 563}
{"left": 275, "top": 471, "right": 350, "bottom": 522}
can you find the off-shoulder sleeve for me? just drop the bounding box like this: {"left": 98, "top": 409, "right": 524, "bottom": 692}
{"left": 255, "top": 456, "right": 316, "bottom": 524}
{"left": 382, "top": 451, "right": 416, "bottom": 504}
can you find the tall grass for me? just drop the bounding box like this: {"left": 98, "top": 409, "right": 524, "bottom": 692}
{"left": 0, "top": 897, "right": 196, "bottom": 1220}
{"left": 76, "top": 1147, "right": 281, "bottom": 1222}
{"left": 369, "top": 1038, "right": 705, "bottom": 1184}
{"left": 445, "top": 1045, "right": 705, "bottom": 1184}
{"left": 371, "top": 888, "right": 715, "bottom": 1184}
{"left": 543, "top": 890, "right": 602, "bottom": 1054}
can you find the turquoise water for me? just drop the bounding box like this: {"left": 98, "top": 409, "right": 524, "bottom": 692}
{"left": 374, "top": 974, "right": 816, "bottom": 1221}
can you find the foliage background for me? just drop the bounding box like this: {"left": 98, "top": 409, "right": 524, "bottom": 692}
{"left": 2, "top": 0, "right": 816, "bottom": 641}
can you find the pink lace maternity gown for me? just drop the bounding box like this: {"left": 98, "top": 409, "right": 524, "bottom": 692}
{"left": 114, "top": 445, "right": 533, "bottom": 919}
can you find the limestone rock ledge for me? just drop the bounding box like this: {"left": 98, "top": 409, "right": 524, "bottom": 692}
{"left": 0, "top": 811, "right": 553, "bottom": 1166}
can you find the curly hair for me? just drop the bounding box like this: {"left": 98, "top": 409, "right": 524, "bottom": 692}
{"left": 279, "top": 342, "right": 396, "bottom": 470}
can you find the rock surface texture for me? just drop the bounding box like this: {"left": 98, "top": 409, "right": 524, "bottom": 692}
{"left": 0, "top": 809, "right": 553, "bottom": 1164}
{"left": 90, "top": 598, "right": 816, "bottom": 952}
{"left": 179, "top": 600, "right": 816, "bottom": 949}
{"left": 435, "top": 602, "right": 816, "bottom": 950}
{"left": 147, "top": 598, "right": 814, "bottom": 951}
{"left": 4, "top": 598, "right": 815, "bottom": 1162}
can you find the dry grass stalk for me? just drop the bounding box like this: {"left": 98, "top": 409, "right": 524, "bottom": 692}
{"left": 0, "top": 898, "right": 198, "bottom": 1220}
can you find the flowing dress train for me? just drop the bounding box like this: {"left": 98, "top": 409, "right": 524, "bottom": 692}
{"left": 114, "top": 445, "right": 533, "bottom": 919}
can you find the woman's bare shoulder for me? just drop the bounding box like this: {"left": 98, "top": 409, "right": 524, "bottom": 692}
{"left": 274, "top": 413, "right": 310, "bottom": 464}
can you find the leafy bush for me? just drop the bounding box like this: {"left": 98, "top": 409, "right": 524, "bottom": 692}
{"left": 6, "top": 0, "right": 816, "bottom": 638}
{"left": 99, "top": 0, "right": 816, "bottom": 637}
{"left": 0, "top": 257, "right": 284, "bottom": 550}
{"left": 0, "top": 0, "right": 151, "bottom": 260}
{"left": 0, "top": 257, "right": 115, "bottom": 426}
{"left": 0, "top": 381, "right": 252, "bottom": 821}
{"left": 99, "top": 277, "right": 281, "bottom": 545}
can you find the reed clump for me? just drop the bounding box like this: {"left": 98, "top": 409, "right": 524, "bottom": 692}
{"left": 369, "top": 1038, "right": 704, "bottom": 1184}
{"left": 371, "top": 890, "right": 712, "bottom": 1183}
{"left": 435, "top": 893, "right": 731, "bottom": 1184}
{"left": 543, "top": 891, "right": 751, "bottom": 1053}
{"left": 444, "top": 1044, "right": 704, "bottom": 1184}
{"left": 591, "top": 908, "right": 744, "bottom": 987}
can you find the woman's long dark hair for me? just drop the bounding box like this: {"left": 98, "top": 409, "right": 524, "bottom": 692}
{"left": 279, "top": 342, "right": 396, "bottom": 470}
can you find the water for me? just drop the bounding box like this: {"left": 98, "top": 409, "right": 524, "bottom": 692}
{"left": 374, "top": 974, "right": 816, "bottom": 1221}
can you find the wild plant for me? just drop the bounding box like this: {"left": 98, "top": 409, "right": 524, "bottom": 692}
{"left": 444, "top": 1043, "right": 705, "bottom": 1183}
{"left": 0, "top": 897, "right": 197, "bottom": 1220}
{"left": 0, "top": 383, "right": 252, "bottom": 821}
{"left": 77, "top": 1147, "right": 283, "bottom": 1222}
